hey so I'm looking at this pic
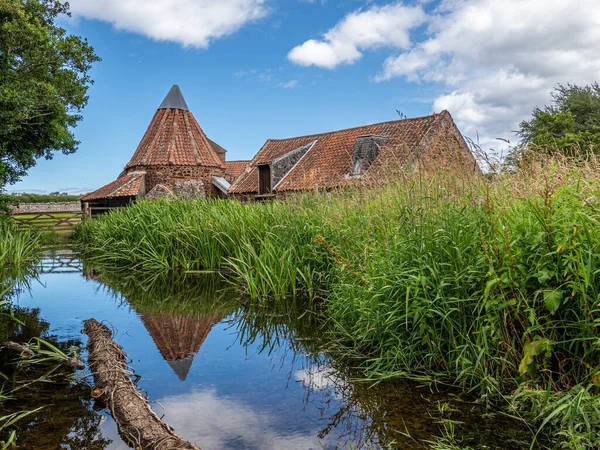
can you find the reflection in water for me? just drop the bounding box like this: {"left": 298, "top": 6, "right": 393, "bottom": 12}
{"left": 3, "top": 257, "right": 537, "bottom": 450}
{"left": 0, "top": 300, "right": 111, "bottom": 449}
{"left": 86, "top": 269, "right": 236, "bottom": 382}
{"left": 38, "top": 249, "right": 84, "bottom": 274}
{"left": 140, "top": 312, "right": 223, "bottom": 381}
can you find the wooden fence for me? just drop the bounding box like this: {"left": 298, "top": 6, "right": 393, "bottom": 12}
{"left": 12, "top": 211, "right": 83, "bottom": 233}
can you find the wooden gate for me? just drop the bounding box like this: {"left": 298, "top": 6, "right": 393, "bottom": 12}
{"left": 12, "top": 211, "right": 82, "bottom": 233}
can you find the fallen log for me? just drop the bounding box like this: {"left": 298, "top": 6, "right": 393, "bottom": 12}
{"left": 83, "top": 318, "right": 198, "bottom": 450}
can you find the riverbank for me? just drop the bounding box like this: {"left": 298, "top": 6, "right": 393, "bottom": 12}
{"left": 0, "top": 221, "right": 42, "bottom": 278}
{"left": 75, "top": 156, "right": 600, "bottom": 448}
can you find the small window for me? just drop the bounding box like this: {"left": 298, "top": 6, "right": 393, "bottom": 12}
{"left": 258, "top": 164, "right": 272, "bottom": 195}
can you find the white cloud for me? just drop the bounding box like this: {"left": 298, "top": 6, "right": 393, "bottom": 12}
{"left": 288, "top": 3, "right": 426, "bottom": 69}
{"left": 378, "top": 0, "right": 600, "bottom": 146}
{"left": 102, "top": 388, "right": 324, "bottom": 450}
{"left": 68, "top": 0, "right": 269, "bottom": 48}
{"left": 290, "top": 0, "right": 600, "bottom": 148}
{"left": 281, "top": 79, "right": 299, "bottom": 88}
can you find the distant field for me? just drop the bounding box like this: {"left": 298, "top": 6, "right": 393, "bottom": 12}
{"left": 9, "top": 193, "right": 81, "bottom": 203}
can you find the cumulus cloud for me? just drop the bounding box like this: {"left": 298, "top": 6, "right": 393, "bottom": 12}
{"left": 288, "top": 3, "right": 426, "bottom": 69}
{"left": 290, "top": 0, "right": 600, "bottom": 148}
{"left": 102, "top": 388, "right": 324, "bottom": 450}
{"left": 68, "top": 0, "right": 269, "bottom": 48}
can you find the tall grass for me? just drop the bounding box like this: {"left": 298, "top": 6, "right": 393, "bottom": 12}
{"left": 75, "top": 154, "right": 600, "bottom": 448}
{"left": 0, "top": 221, "right": 41, "bottom": 277}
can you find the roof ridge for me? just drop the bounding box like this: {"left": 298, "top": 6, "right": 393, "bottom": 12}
{"left": 265, "top": 111, "right": 445, "bottom": 142}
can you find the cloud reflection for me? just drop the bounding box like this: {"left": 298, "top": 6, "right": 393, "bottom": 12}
{"left": 102, "top": 388, "right": 327, "bottom": 450}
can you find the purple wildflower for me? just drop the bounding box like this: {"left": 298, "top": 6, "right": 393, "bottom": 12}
{"left": 568, "top": 177, "right": 574, "bottom": 183}
{"left": 470, "top": 197, "right": 476, "bottom": 204}
{"left": 557, "top": 175, "right": 563, "bottom": 181}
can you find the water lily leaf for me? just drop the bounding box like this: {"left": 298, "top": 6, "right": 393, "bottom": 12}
{"left": 544, "top": 290, "right": 563, "bottom": 314}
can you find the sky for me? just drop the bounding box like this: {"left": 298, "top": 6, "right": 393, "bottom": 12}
{"left": 11, "top": 0, "right": 600, "bottom": 194}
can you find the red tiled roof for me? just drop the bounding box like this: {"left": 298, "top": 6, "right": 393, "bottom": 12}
{"left": 81, "top": 174, "right": 144, "bottom": 201}
{"left": 224, "top": 160, "right": 251, "bottom": 181}
{"left": 125, "top": 108, "right": 224, "bottom": 170}
{"left": 230, "top": 113, "right": 444, "bottom": 194}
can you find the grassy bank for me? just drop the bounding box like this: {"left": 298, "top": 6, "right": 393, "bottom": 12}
{"left": 75, "top": 156, "right": 600, "bottom": 448}
{"left": 0, "top": 221, "right": 42, "bottom": 277}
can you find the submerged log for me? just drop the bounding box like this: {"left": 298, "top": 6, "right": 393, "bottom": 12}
{"left": 83, "top": 318, "right": 198, "bottom": 450}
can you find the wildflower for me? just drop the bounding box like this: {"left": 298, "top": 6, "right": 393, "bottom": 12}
{"left": 568, "top": 177, "right": 574, "bottom": 183}
{"left": 480, "top": 198, "right": 485, "bottom": 204}
{"left": 557, "top": 175, "right": 563, "bottom": 181}
{"left": 443, "top": 195, "right": 448, "bottom": 199}
{"left": 470, "top": 197, "right": 476, "bottom": 204}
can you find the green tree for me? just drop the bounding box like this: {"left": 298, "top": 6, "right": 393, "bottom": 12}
{"left": 0, "top": 0, "right": 100, "bottom": 190}
{"left": 518, "top": 83, "right": 600, "bottom": 154}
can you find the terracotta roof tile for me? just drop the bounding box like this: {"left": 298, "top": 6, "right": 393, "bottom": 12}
{"left": 125, "top": 108, "right": 224, "bottom": 170}
{"left": 81, "top": 174, "right": 144, "bottom": 201}
{"left": 224, "top": 160, "right": 251, "bottom": 182}
{"left": 230, "top": 113, "right": 442, "bottom": 194}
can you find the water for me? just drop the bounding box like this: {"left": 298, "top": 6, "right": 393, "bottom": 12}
{"left": 1, "top": 254, "right": 537, "bottom": 449}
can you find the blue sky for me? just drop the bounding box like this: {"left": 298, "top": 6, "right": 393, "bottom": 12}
{"left": 11, "top": 0, "right": 600, "bottom": 193}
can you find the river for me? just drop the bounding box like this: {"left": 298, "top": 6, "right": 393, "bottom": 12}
{"left": 0, "top": 252, "right": 536, "bottom": 449}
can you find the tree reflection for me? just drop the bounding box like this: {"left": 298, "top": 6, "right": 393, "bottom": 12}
{"left": 0, "top": 301, "right": 111, "bottom": 449}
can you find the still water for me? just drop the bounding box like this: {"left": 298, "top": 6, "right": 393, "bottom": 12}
{"left": 3, "top": 253, "right": 535, "bottom": 449}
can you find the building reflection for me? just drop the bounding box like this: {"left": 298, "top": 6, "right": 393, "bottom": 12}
{"left": 84, "top": 267, "right": 235, "bottom": 382}
{"left": 139, "top": 311, "right": 222, "bottom": 381}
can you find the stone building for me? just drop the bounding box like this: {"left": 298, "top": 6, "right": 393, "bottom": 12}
{"left": 229, "top": 110, "right": 480, "bottom": 200}
{"left": 81, "top": 85, "right": 243, "bottom": 211}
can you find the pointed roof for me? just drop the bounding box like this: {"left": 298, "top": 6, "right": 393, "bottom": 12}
{"left": 139, "top": 312, "right": 221, "bottom": 381}
{"left": 125, "top": 85, "right": 224, "bottom": 170}
{"left": 158, "top": 84, "right": 189, "bottom": 110}
{"left": 167, "top": 357, "right": 194, "bottom": 382}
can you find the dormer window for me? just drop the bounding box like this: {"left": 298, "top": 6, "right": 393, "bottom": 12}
{"left": 351, "top": 135, "right": 390, "bottom": 176}
{"left": 258, "top": 164, "right": 272, "bottom": 195}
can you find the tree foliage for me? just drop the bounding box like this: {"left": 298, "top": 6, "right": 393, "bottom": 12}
{"left": 518, "top": 83, "right": 600, "bottom": 154}
{"left": 0, "top": 0, "right": 100, "bottom": 189}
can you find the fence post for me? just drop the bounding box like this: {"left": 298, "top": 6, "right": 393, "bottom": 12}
{"left": 82, "top": 202, "right": 89, "bottom": 221}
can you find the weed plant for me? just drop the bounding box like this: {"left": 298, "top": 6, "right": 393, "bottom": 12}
{"left": 75, "top": 153, "right": 600, "bottom": 448}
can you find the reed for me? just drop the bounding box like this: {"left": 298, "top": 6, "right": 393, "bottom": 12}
{"left": 0, "top": 221, "right": 41, "bottom": 276}
{"left": 75, "top": 153, "right": 600, "bottom": 448}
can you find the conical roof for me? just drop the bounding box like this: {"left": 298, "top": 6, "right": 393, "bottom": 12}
{"left": 158, "top": 85, "right": 189, "bottom": 110}
{"left": 140, "top": 312, "right": 222, "bottom": 381}
{"left": 125, "top": 85, "right": 224, "bottom": 170}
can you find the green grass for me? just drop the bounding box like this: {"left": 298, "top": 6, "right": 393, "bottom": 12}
{"left": 74, "top": 156, "right": 600, "bottom": 448}
{"left": 0, "top": 221, "right": 42, "bottom": 276}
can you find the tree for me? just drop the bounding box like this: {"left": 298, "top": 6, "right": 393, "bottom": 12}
{"left": 517, "top": 83, "right": 600, "bottom": 154}
{"left": 0, "top": 0, "right": 100, "bottom": 190}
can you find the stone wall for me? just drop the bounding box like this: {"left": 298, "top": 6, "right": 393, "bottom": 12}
{"left": 128, "top": 165, "right": 225, "bottom": 198}
{"left": 173, "top": 180, "right": 206, "bottom": 199}
{"left": 10, "top": 201, "right": 81, "bottom": 214}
